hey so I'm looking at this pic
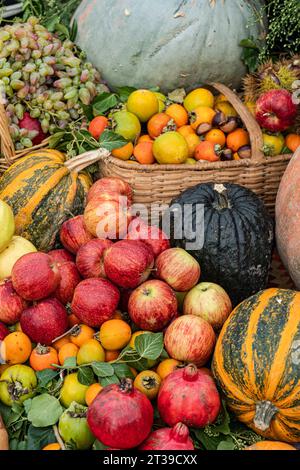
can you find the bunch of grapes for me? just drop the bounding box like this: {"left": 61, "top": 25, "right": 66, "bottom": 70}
{"left": 0, "top": 17, "right": 106, "bottom": 149}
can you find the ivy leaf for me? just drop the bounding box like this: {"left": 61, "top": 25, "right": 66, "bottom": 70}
{"left": 115, "top": 86, "right": 137, "bottom": 103}
{"left": 91, "top": 361, "right": 114, "bottom": 378}
{"left": 78, "top": 366, "right": 95, "bottom": 386}
{"left": 99, "top": 374, "right": 120, "bottom": 387}
{"left": 135, "top": 332, "right": 164, "bottom": 360}
{"left": 27, "top": 394, "right": 63, "bottom": 427}
{"left": 27, "top": 425, "right": 56, "bottom": 451}
{"left": 93, "top": 92, "right": 118, "bottom": 116}
{"left": 112, "top": 363, "right": 135, "bottom": 380}
{"left": 36, "top": 369, "right": 59, "bottom": 388}
{"left": 99, "top": 130, "right": 127, "bottom": 151}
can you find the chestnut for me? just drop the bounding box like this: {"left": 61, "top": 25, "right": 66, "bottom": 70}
{"left": 237, "top": 145, "right": 251, "bottom": 159}
{"left": 220, "top": 149, "right": 233, "bottom": 161}
{"left": 220, "top": 117, "right": 239, "bottom": 133}
{"left": 212, "top": 112, "right": 227, "bottom": 128}
{"left": 196, "top": 122, "right": 212, "bottom": 135}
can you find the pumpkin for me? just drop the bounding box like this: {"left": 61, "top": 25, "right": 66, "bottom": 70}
{"left": 245, "top": 441, "right": 296, "bottom": 451}
{"left": 276, "top": 148, "right": 300, "bottom": 289}
{"left": 213, "top": 288, "right": 300, "bottom": 442}
{"left": 0, "top": 149, "right": 92, "bottom": 251}
{"left": 74, "top": 0, "right": 266, "bottom": 92}
{"left": 167, "top": 183, "right": 274, "bottom": 306}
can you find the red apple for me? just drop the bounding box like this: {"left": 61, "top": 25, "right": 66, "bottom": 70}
{"left": 0, "top": 279, "right": 28, "bottom": 325}
{"left": 104, "top": 240, "right": 154, "bottom": 289}
{"left": 164, "top": 315, "right": 216, "bottom": 366}
{"left": 71, "top": 278, "right": 120, "bottom": 327}
{"left": 0, "top": 321, "right": 9, "bottom": 341}
{"left": 128, "top": 280, "right": 177, "bottom": 331}
{"left": 84, "top": 199, "right": 132, "bottom": 239}
{"left": 54, "top": 262, "right": 81, "bottom": 305}
{"left": 12, "top": 252, "right": 60, "bottom": 301}
{"left": 87, "top": 177, "right": 133, "bottom": 205}
{"left": 60, "top": 215, "right": 94, "bottom": 254}
{"left": 256, "top": 89, "right": 297, "bottom": 132}
{"left": 48, "top": 249, "right": 74, "bottom": 264}
{"left": 87, "top": 191, "right": 130, "bottom": 207}
{"left": 76, "top": 239, "right": 113, "bottom": 279}
{"left": 20, "top": 298, "right": 68, "bottom": 345}
{"left": 183, "top": 282, "right": 232, "bottom": 331}
{"left": 126, "top": 218, "right": 170, "bottom": 257}
{"left": 155, "top": 247, "right": 200, "bottom": 291}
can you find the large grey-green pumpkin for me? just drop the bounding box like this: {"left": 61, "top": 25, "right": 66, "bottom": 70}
{"left": 74, "top": 0, "right": 266, "bottom": 92}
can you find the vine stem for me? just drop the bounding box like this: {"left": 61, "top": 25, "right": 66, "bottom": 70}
{"left": 53, "top": 424, "right": 66, "bottom": 451}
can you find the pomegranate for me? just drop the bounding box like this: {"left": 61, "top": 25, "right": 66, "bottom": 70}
{"left": 60, "top": 215, "right": 93, "bottom": 254}
{"left": 126, "top": 218, "right": 170, "bottom": 257}
{"left": 0, "top": 279, "right": 28, "bottom": 325}
{"left": 87, "top": 378, "right": 153, "bottom": 449}
{"left": 76, "top": 239, "right": 113, "bottom": 279}
{"left": 20, "top": 298, "right": 68, "bottom": 345}
{"left": 19, "top": 112, "right": 47, "bottom": 145}
{"left": 48, "top": 249, "right": 74, "bottom": 264}
{"left": 158, "top": 364, "right": 221, "bottom": 428}
{"left": 139, "top": 423, "right": 194, "bottom": 450}
{"left": 0, "top": 321, "right": 9, "bottom": 341}
{"left": 11, "top": 252, "right": 60, "bottom": 301}
{"left": 71, "top": 278, "right": 120, "bottom": 327}
{"left": 54, "top": 262, "right": 81, "bottom": 305}
{"left": 256, "top": 89, "right": 297, "bottom": 133}
{"left": 104, "top": 240, "right": 154, "bottom": 289}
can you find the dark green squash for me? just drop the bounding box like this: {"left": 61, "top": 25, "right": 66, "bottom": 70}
{"left": 167, "top": 183, "right": 274, "bottom": 305}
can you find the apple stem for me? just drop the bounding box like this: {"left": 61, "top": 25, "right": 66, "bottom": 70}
{"left": 51, "top": 324, "right": 79, "bottom": 344}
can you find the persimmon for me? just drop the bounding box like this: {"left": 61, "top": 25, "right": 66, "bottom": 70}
{"left": 129, "top": 330, "right": 149, "bottom": 348}
{"left": 60, "top": 372, "right": 89, "bottom": 407}
{"left": 30, "top": 344, "right": 58, "bottom": 371}
{"left": 52, "top": 336, "right": 70, "bottom": 351}
{"left": 0, "top": 331, "right": 32, "bottom": 365}
{"left": 85, "top": 383, "right": 103, "bottom": 406}
{"left": 226, "top": 128, "right": 250, "bottom": 152}
{"left": 194, "top": 141, "right": 221, "bottom": 162}
{"left": 214, "top": 94, "right": 229, "bottom": 106}
{"left": 105, "top": 349, "right": 120, "bottom": 362}
{"left": 147, "top": 113, "right": 176, "bottom": 139}
{"left": 68, "top": 313, "right": 80, "bottom": 328}
{"left": 153, "top": 131, "right": 189, "bottom": 164}
{"left": 263, "top": 133, "right": 284, "bottom": 156}
{"left": 286, "top": 133, "right": 300, "bottom": 153}
{"left": 112, "top": 310, "right": 123, "bottom": 320}
{"left": 70, "top": 324, "right": 95, "bottom": 347}
{"left": 99, "top": 319, "right": 131, "bottom": 350}
{"left": 43, "top": 443, "right": 61, "bottom": 451}
{"left": 134, "top": 370, "right": 161, "bottom": 400}
{"left": 190, "top": 106, "right": 216, "bottom": 130}
{"left": 133, "top": 142, "right": 155, "bottom": 164}
{"left": 127, "top": 89, "right": 159, "bottom": 122}
{"left": 215, "top": 101, "right": 237, "bottom": 118}
{"left": 177, "top": 125, "right": 196, "bottom": 138}
{"left": 88, "top": 116, "right": 109, "bottom": 140}
{"left": 111, "top": 142, "right": 134, "bottom": 161}
{"left": 166, "top": 104, "right": 188, "bottom": 127}
{"left": 184, "top": 133, "right": 201, "bottom": 158}
{"left": 205, "top": 129, "right": 226, "bottom": 147}
{"left": 184, "top": 88, "right": 214, "bottom": 112}
{"left": 156, "top": 359, "right": 183, "bottom": 380}
{"left": 58, "top": 343, "right": 79, "bottom": 365}
{"left": 138, "top": 135, "right": 154, "bottom": 143}
{"left": 77, "top": 338, "right": 105, "bottom": 365}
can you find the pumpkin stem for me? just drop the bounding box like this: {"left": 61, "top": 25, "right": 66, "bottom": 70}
{"left": 213, "top": 184, "right": 231, "bottom": 210}
{"left": 254, "top": 400, "right": 278, "bottom": 431}
{"left": 64, "top": 148, "right": 111, "bottom": 173}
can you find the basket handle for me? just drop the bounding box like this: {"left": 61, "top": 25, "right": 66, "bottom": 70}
{"left": 0, "top": 102, "right": 15, "bottom": 164}
{"left": 64, "top": 148, "right": 111, "bottom": 172}
{"left": 210, "top": 82, "right": 265, "bottom": 163}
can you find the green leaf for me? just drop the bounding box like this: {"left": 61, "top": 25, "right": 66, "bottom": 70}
{"left": 36, "top": 369, "right": 59, "bottom": 388}
{"left": 23, "top": 399, "right": 33, "bottom": 415}
{"left": 55, "top": 23, "right": 70, "bottom": 39}
{"left": 99, "top": 374, "right": 120, "bottom": 387}
{"left": 135, "top": 332, "right": 164, "bottom": 360}
{"left": 217, "top": 438, "right": 235, "bottom": 450}
{"left": 93, "top": 439, "right": 109, "bottom": 450}
{"left": 62, "top": 356, "right": 77, "bottom": 369}
{"left": 99, "top": 130, "right": 127, "bottom": 151}
{"left": 115, "top": 86, "right": 137, "bottom": 103}
{"left": 91, "top": 362, "right": 114, "bottom": 378}
{"left": 112, "top": 363, "right": 135, "bottom": 380}
{"left": 78, "top": 366, "right": 95, "bottom": 386}
{"left": 27, "top": 424, "right": 56, "bottom": 451}
{"left": 239, "top": 38, "right": 260, "bottom": 49}
{"left": 0, "top": 402, "right": 12, "bottom": 426}
{"left": 27, "top": 394, "right": 63, "bottom": 427}
{"left": 213, "top": 401, "right": 231, "bottom": 435}
{"left": 48, "top": 132, "right": 66, "bottom": 149}
{"left": 92, "top": 92, "right": 118, "bottom": 116}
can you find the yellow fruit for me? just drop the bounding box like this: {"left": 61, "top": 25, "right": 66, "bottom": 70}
{"left": 153, "top": 131, "right": 189, "bottom": 164}
{"left": 85, "top": 383, "right": 103, "bottom": 406}
{"left": 263, "top": 133, "right": 285, "bottom": 156}
{"left": 58, "top": 343, "right": 78, "bottom": 366}
{"left": 215, "top": 101, "right": 237, "bottom": 118}
{"left": 0, "top": 236, "right": 37, "bottom": 280}
{"left": 42, "top": 443, "right": 61, "bottom": 450}
{"left": 112, "top": 110, "right": 141, "bottom": 142}
{"left": 245, "top": 101, "right": 256, "bottom": 116}
{"left": 60, "top": 373, "right": 90, "bottom": 407}
{"left": 111, "top": 142, "right": 134, "bottom": 161}
{"left": 184, "top": 133, "right": 201, "bottom": 158}
{"left": 0, "top": 331, "right": 32, "bottom": 365}
{"left": 99, "top": 319, "right": 132, "bottom": 351}
{"left": 215, "top": 94, "right": 229, "bottom": 106}
{"left": 134, "top": 370, "right": 161, "bottom": 400}
{"left": 186, "top": 158, "right": 197, "bottom": 165}
{"left": 127, "top": 89, "right": 159, "bottom": 122}
{"left": 77, "top": 339, "right": 105, "bottom": 365}
{"left": 157, "top": 359, "right": 182, "bottom": 380}
{"left": 154, "top": 92, "right": 167, "bottom": 113}
{"left": 0, "top": 200, "right": 15, "bottom": 253}
{"left": 184, "top": 88, "right": 214, "bottom": 112}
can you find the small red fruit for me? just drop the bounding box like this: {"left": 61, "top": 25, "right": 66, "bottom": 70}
{"left": 155, "top": 247, "right": 201, "bottom": 291}
{"left": 48, "top": 249, "right": 74, "bottom": 264}
{"left": 256, "top": 89, "right": 298, "bottom": 132}
{"left": 87, "top": 177, "right": 133, "bottom": 205}
{"left": 19, "top": 112, "right": 47, "bottom": 144}
{"left": 76, "top": 239, "right": 113, "bottom": 279}
{"left": 0, "top": 321, "right": 9, "bottom": 341}
{"left": 60, "top": 215, "right": 93, "bottom": 254}
{"left": 88, "top": 116, "right": 109, "bottom": 140}
{"left": 0, "top": 279, "right": 28, "bottom": 325}
{"left": 126, "top": 218, "right": 170, "bottom": 257}
{"left": 54, "top": 261, "right": 81, "bottom": 305}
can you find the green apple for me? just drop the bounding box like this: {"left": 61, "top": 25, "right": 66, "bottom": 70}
{"left": 0, "top": 200, "right": 15, "bottom": 253}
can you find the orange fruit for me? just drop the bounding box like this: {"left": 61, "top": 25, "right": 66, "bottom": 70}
{"left": 70, "top": 324, "right": 95, "bottom": 347}
{"left": 42, "top": 443, "right": 61, "bottom": 451}
{"left": 184, "top": 133, "right": 201, "bottom": 158}
{"left": 153, "top": 131, "right": 189, "bottom": 164}
{"left": 88, "top": 116, "right": 109, "bottom": 140}
{"left": 226, "top": 128, "right": 250, "bottom": 152}
{"left": 147, "top": 113, "right": 176, "bottom": 139}
{"left": 111, "top": 142, "right": 134, "bottom": 161}
{"left": 138, "top": 135, "right": 154, "bottom": 144}
{"left": 112, "top": 310, "right": 123, "bottom": 320}
{"left": 157, "top": 359, "right": 182, "bottom": 380}
{"left": 77, "top": 339, "right": 105, "bottom": 365}
{"left": 177, "top": 125, "right": 196, "bottom": 138}
{"left": 133, "top": 141, "right": 155, "bottom": 164}
{"left": 190, "top": 106, "right": 216, "bottom": 130}
{"left": 105, "top": 349, "right": 120, "bottom": 362}
{"left": 58, "top": 343, "right": 78, "bottom": 365}
{"left": 205, "top": 129, "right": 226, "bottom": 147}
{"left": 184, "top": 88, "right": 214, "bottom": 112}
{"left": 127, "top": 89, "right": 159, "bottom": 122}
{"left": 68, "top": 313, "right": 80, "bottom": 328}
{"left": 99, "top": 319, "right": 132, "bottom": 350}
{"left": 195, "top": 141, "right": 220, "bottom": 162}
{"left": 0, "top": 331, "right": 32, "bottom": 365}
{"left": 30, "top": 345, "right": 58, "bottom": 371}
{"left": 165, "top": 104, "right": 188, "bottom": 127}
{"left": 52, "top": 336, "right": 70, "bottom": 351}
{"left": 215, "top": 101, "right": 237, "bottom": 118}
{"left": 134, "top": 370, "right": 161, "bottom": 400}
{"left": 286, "top": 134, "right": 300, "bottom": 153}
{"left": 85, "top": 383, "right": 103, "bottom": 406}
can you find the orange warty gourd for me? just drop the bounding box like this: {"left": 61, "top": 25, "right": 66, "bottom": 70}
{"left": 245, "top": 441, "right": 296, "bottom": 451}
